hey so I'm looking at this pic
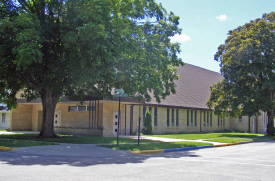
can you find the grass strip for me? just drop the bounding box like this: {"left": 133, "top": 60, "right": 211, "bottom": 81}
{"left": 148, "top": 133, "right": 273, "bottom": 141}
{"left": 99, "top": 141, "right": 213, "bottom": 151}
{"left": 206, "top": 136, "right": 273, "bottom": 143}
{"left": 0, "top": 133, "right": 156, "bottom": 144}
{"left": 0, "top": 139, "right": 58, "bottom": 147}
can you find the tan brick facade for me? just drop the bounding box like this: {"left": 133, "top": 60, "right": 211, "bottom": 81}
{"left": 10, "top": 104, "right": 32, "bottom": 131}
{"left": 10, "top": 101, "right": 267, "bottom": 135}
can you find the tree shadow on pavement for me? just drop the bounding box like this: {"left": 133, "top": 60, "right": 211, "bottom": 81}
{"left": 0, "top": 144, "right": 201, "bottom": 167}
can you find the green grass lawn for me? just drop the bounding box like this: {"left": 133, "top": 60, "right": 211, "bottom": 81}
{"left": 0, "top": 139, "right": 58, "bottom": 147}
{"left": 148, "top": 133, "right": 274, "bottom": 143}
{"left": 99, "top": 141, "right": 213, "bottom": 151}
{"left": 0, "top": 133, "right": 156, "bottom": 144}
{"left": 0, "top": 129, "right": 8, "bottom": 131}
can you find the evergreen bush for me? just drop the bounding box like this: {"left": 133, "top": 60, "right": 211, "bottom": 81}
{"left": 142, "top": 110, "right": 153, "bottom": 135}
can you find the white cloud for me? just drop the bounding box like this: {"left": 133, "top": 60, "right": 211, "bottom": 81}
{"left": 216, "top": 14, "right": 227, "bottom": 21}
{"left": 170, "top": 33, "right": 191, "bottom": 43}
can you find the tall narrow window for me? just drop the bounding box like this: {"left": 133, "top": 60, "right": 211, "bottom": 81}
{"left": 167, "top": 108, "right": 170, "bottom": 127}
{"left": 2, "top": 113, "right": 6, "bottom": 123}
{"left": 218, "top": 116, "right": 220, "bottom": 126}
{"left": 238, "top": 115, "right": 242, "bottom": 122}
{"left": 207, "top": 111, "right": 209, "bottom": 127}
{"left": 171, "top": 109, "right": 174, "bottom": 127}
{"left": 176, "top": 109, "right": 179, "bottom": 127}
{"left": 191, "top": 110, "right": 193, "bottom": 127}
{"left": 149, "top": 107, "right": 152, "bottom": 113}
{"left": 195, "top": 110, "right": 197, "bottom": 127}
{"left": 154, "top": 107, "right": 158, "bottom": 127}
{"left": 203, "top": 111, "right": 206, "bottom": 127}
{"left": 210, "top": 112, "right": 212, "bottom": 127}
{"left": 187, "top": 110, "right": 189, "bottom": 127}
{"left": 143, "top": 107, "right": 146, "bottom": 123}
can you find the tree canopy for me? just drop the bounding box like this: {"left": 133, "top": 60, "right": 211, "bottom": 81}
{"left": 207, "top": 12, "right": 275, "bottom": 135}
{"left": 0, "top": 0, "right": 183, "bottom": 137}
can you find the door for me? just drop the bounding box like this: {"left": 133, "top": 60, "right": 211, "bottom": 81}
{"left": 113, "top": 111, "right": 118, "bottom": 136}
{"left": 54, "top": 111, "right": 61, "bottom": 127}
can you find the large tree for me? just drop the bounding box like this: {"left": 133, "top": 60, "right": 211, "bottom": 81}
{"left": 207, "top": 12, "right": 275, "bottom": 136}
{"left": 0, "top": 0, "right": 182, "bottom": 137}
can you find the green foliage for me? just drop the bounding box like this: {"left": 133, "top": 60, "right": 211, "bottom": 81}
{"left": 207, "top": 12, "right": 275, "bottom": 135}
{"left": 0, "top": 1, "right": 183, "bottom": 137}
{"left": 142, "top": 110, "right": 153, "bottom": 135}
{"left": 0, "top": 0, "right": 183, "bottom": 108}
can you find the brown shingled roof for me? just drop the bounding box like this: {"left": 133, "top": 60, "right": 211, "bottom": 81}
{"left": 146, "top": 63, "right": 223, "bottom": 109}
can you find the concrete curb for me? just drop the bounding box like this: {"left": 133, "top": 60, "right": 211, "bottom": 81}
{"left": 0, "top": 146, "right": 19, "bottom": 151}
{"left": 129, "top": 140, "right": 269, "bottom": 155}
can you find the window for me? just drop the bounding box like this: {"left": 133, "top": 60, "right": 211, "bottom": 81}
{"left": 218, "top": 116, "right": 220, "bottom": 126}
{"left": 223, "top": 114, "right": 225, "bottom": 126}
{"left": 195, "top": 110, "right": 197, "bottom": 127}
{"left": 69, "top": 106, "right": 95, "bottom": 112}
{"left": 238, "top": 115, "right": 242, "bottom": 122}
{"left": 154, "top": 107, "right": 158, "bottom": 127}
{"left": 2, "top": 113, "right": 6, "bottom": 123}
{"left": 143, "top": 106, "right": 146, "bottom": 123}
{"left": 171, "top": 109, "right": 174, "bottom": 127}
{"left": 78, "top": 106, "right": 86, "bottom": 111}
{"left": 203, "top": 111, "right": 206, "bottom": 127}
{"left": 167, "top": 108, "right": 170, "bottom": 127}
{"left": 207, "top": 111, "right": 209, "bottom": 127}
{"left": 149, "top": 107, "right": 152, "bottom": 113}
{"left": 69, "top": 106, "right": 77, "bottom": 112}
{"left": 210, "top": 112, "right": 212, "bottom": 127}
{"left": 176, "top": 109, "right": 179, "bottom": 127}
{"left": 191, "top": 110, "right": 193, "bottom": 127}
{"left": 187, "top": 110, "right": 189, "bottom": 127}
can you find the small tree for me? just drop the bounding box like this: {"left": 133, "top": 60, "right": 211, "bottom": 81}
{"left": 142, "top": 110, "right": 153, "bottom": 135}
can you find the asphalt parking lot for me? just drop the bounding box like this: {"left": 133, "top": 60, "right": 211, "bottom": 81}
{"left": 1, "top": 140, "right": 275, "bottom": 181}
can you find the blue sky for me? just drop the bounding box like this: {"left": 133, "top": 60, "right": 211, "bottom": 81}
{"left": 155, "top": 0, "right": 275, "bottom": 73}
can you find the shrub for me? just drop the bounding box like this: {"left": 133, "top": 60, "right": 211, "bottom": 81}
{"left": 142, "top": 110, "right": 153, "bottom": 135}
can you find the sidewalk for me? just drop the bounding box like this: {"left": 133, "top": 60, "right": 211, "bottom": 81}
{"left": 120, "top": 135, "right": 225, "bottom": 145}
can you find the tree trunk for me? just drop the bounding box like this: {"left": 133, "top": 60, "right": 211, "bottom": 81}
{"left": 266, "top": 109, "right": 274, "bottom": 136}
{"left": 38, "top": 90, "right": 60, "bottom": 138}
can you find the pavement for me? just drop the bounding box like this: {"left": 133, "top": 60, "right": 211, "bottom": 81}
{"left": 1, "top": 140, "right": 275, "bottom": 180}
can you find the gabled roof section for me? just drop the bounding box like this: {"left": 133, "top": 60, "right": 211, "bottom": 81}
{"left": 147, "top": 63, "right": 223, "bottom": 109}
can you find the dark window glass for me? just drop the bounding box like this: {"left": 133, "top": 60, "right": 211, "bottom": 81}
{"left": 203, "top": 111, "right": 206, "bottom": 127}
{"left": 176, "top": 109, "right": 179, "bottom": 127}
{"left": 187, "top": 110, "right": 189, "bottom": 127}
{"left": 195, "top": 110, "right": 197, "bottom": 127}
{"left": 167, "top": 108, "right": 170, "bottom": 127}
{"left": 78, "top": 106, "right": 86, "bottom": 111}
{"left": 154, "top": 107, "right": 158, "bottom": 127}
{"left": 69, "top": 106, "right": 77, "bottom": 112}
{"left": 171, "top": 109, "right": 174, "bottom": 127}
{"left": 191, "top": 110, "right": 193, "bottom": 127}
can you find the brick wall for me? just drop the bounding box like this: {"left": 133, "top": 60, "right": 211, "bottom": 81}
{"left": 10, "top": 104, "right": 32, "bottom": 131}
